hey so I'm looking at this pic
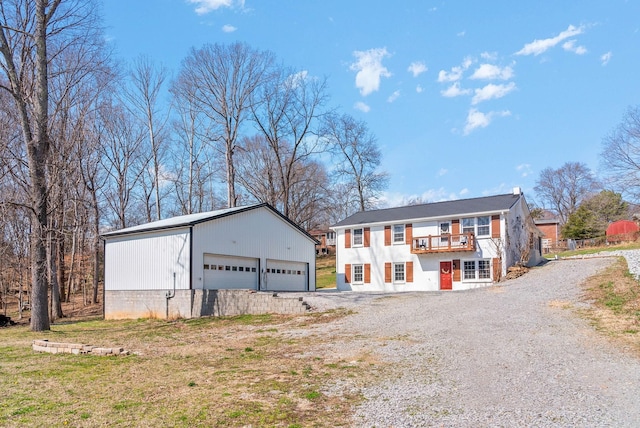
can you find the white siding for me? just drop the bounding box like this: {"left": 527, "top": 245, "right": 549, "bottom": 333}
{"left": 105, "top": 228, "right": 191, "bottom": 291}
{"left": 191, "top": 207, "right": 316, "bottom": 291}
{"left": 336, "top": 219, "right": 503, "bottom": 292}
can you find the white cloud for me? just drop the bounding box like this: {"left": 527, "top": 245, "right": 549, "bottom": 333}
{"left": 437, "top": 168, "right": 448, "bottom": 177}
{"left": 350, "top": 48, "right": 392, "bottom": 96}
{"left": 438, "top": 67, "right": 463, "bottom": 83}
{"left": 601, "top": 51, "right": 612, "bottom": 66}
{"left": 188, "top": 0, "right": 233, "bottom": 15}
{"left": 562, "top": 39, "right": 587, "bottom": 55}
{"left": 440, "top": 82, "right": 471, "bottom": 98}
{"left": 354, "top": 101, "right": 370, "bottom": 113}
{"left": 408, "top": 61, "right": 428, "bottom": 77}
{"left": 515, "top": 24, "right": 585, "bottom": 56}
{"left": 463, "top": 108, "right": 511, "bottom": 135}
{"left": 222, "top": 24, "right": 237, "bottom": 33}
{"left": 387, "top": 90, "right": 400, "bottom": 103}
{"left": 516, "top": 163, "right": 532, "bottom": 177}
{"left": 459, "top": 188, "right": 469, "bottom": 195}
{"left": 471, "top": 82, "right": 517, "bottom": 105}
{"left": 470, "top": 63, "right": 514, "bottom": 80}
{"left": 416, "top": 85, "right": 424, "bottom": 93}
{"left": 457, "top": 31, "right": 466, "bottom": 37}
{"left": 480, "top": 51, "right": 497, "bottom": 61}
{"left": 437, "top": 57, "right": 473, "bottom": 82}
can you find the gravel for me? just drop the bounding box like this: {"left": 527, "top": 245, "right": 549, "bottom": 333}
{"left": 290, "top": 251, "right": 640, "bottom": 427}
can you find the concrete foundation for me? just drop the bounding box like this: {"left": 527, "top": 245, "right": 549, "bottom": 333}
{"left": 105, "top": 289, "right": 309, "bottom": 320}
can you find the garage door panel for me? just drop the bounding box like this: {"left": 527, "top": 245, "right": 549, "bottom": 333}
{"left": 266, "top": 260, "right": 307, "bottom": 291}
{"left": 204, "top": 254, "right": 258, "bottom": 289}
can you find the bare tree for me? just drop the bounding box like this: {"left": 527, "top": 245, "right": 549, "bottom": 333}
{"left": 250, "top": 68, "right": 329, "bottom": 218}
{"left": 176, "top": 42, "right": 275, "bottom": 208}
{"left": 98, "top": 100, "right": 148, "bottom": 229}
{"left": 123, "top": 56, "right": 169, "bottom": 220}
{"left": 0, "top": 0, "right": 102, "bottom": 331}
{"left": 533, "top": 161, "right": 599, "bottom": 224}
{"left": 601, "top": 105, "right": 640, "bottom": 202}
{"left": 323, "top": 113, "right": 388, "bottom": 214}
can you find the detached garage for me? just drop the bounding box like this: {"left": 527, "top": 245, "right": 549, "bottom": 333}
{"left": 102, "top": 204, "right": 317, "bottom": 319}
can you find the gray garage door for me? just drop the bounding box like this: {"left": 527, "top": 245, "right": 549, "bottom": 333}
{"left": 203, "top": 254, "right": 259, "bottom": 289}
{"left": 265, "top": 259, "right": 307, "bottom": 291}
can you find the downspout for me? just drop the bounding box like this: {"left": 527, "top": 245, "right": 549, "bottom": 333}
{"left": 166, "top": 272, "right": 176, "bottom": 319}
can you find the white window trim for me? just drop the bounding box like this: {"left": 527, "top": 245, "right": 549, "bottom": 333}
{"left": 461, "top": 259, "right": 492, "bottom": 282}
{"left": 460, "top": 216, "right": 491, "bottom": 238}
{"left": 352, "top": 264, "right": 364, "bottom": 284}
{"left": 352, "top": 228, "right": 364, "bottom": 247}
{"left": 393, "top": 262, "right": 406, "bottom": 284}
{"left": 393, "top": 224, "right": 405, "bottom": 244}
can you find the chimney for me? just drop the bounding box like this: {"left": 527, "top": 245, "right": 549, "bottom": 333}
{"left": 513, "top": 187, "right": 522, "bottom": 195}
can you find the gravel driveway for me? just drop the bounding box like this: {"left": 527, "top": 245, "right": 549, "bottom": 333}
{"left": 293, "top": 256, "right": 640, "bottom": 427}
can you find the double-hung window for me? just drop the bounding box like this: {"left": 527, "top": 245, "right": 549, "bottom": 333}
{"left": 462, "top": 218, "right": 475, "bottom": 235}
{"left": 353, "top": 228, "right": 363, "bottom": 246}
{"left": 394, "top": 263, "right": 405, "bottom": 283}
{"left": 353, "top": 264, "right": 364, "bottom": 284}
{"left": 463, "top": 259, "right": 491, "bottom": 281}
{"left": 461, "top": 216, "right": 490, "bottom": 237}
{"left": 393, "top": 224, "right": 404, "bottom": 244}
{"left": 477, "top": 216, "right": 490, "bottom": 236}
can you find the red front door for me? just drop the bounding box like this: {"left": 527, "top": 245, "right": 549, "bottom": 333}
{"left": 440, "top": 261, "right": 452, "bottom": 290}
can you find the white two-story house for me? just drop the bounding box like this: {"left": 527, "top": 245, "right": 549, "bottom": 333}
{"left": 332, "top": 188, "right": 543, "bottom": 291}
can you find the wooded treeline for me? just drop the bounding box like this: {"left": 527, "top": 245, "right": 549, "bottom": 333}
{"left": 0, "top": 0, "right": 387, "bottom": 330}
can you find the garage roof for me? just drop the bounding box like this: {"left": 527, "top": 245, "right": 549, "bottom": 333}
{"left": 102, "top": 203, "right": 317, "bottom": 242}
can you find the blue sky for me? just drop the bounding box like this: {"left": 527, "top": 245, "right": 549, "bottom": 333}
{"left": 101, "top": 0, "right": 640, "bottom": 207}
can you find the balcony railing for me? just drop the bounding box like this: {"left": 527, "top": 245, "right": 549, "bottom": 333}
{"left": 410, "top": 233, "right": 475, "bottom": 254}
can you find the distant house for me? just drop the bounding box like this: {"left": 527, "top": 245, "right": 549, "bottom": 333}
{"left": 331, "top": 188, "right": 543, "bottom": 292}
{"left": 308, "top": 229, "right": 336, "bottom": 255}
{"left": 102, "top": 204, "right": 317, "bottom": 319}
{"left": 606, "top": 220, "right": 639, "bottom": 243}
{"left": 534, "top": 211, "right": 562, "bottom": 253}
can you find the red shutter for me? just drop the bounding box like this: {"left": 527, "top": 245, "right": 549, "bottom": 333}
{"left": 491, "top": 215, "right": 501, "bottom": 238}
{"left": 364, "top": 227, "right": 370, "bottom": 247}
{"left": 452, "top": 219, "right": 460, "bottom": 235}
{"left": 405, "top": 224, "right": 413, "bottom": 245}
{"left": 364, "top": 264, "right": 371, "bottom": 283}
{"left": 492, "top": 258, "right": 501, "bottom": 281}
{"left": 345, "top": 264, "right": 351, "bottom": 283}
{"left": 406, "top": 261, "right": 413, "bottom": 282}
{"left": 384, "top": 262, "right": 391, "bottom": 283}
{"left": 345, "top": 229, "right": 351, "bottom": 248}
{"left": 453, "top": 259, "right": 461, "bottom": 282}
{"left": 384, "top": 226, "right": 391, "bottom": 246}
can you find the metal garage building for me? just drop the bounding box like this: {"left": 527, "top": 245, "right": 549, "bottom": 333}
{"left": 102, "top": 204, "right": 317, "bottom": 319}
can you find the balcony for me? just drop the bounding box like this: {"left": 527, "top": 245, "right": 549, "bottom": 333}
{"left": 410, "top": 233, "right": 475, "bottom": 254}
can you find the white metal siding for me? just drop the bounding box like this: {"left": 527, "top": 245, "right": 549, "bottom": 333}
{"left": 191, "top": 207, "right": 316, "bottom": 291}
{"left": 105, "top": 228, "right": 191, "bottom": 291}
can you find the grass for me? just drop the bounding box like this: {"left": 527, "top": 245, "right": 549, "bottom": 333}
{"left": 0, "top": 312, "right": 368, "bottom": 427}
{"left": 579, "top": 256, "right": 640, "bottom": 355}
{"left": 315, "top": 255, "right": 336, "bottom": 289}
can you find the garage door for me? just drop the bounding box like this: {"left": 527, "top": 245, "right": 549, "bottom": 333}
{"left": 265, "top": 259, "right": 307, "bottom": 291}
{"left": 203, "top": 254, "right": 258, "bottom": 289}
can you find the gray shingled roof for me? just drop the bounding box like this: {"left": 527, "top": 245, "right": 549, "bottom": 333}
{"left": 332, "top": 193, "right": 522, "bottom": 228}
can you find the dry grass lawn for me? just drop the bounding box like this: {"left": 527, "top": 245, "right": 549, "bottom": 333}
{"left": 579, "top": 257, "right": 640, "bottom": 356}
{"left": 0, "top": 309, "right": 373, "bottom": 427}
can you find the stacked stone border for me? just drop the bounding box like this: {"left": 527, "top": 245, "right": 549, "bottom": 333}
{"left": 32, "top": 339, "right": 129, "bottom": 356}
